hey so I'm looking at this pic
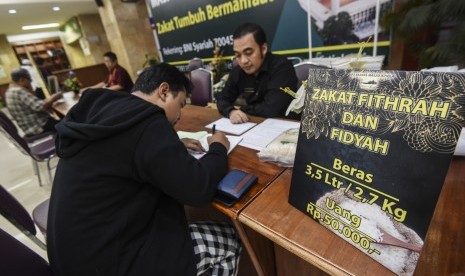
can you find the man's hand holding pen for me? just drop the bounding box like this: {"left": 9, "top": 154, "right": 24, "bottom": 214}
{"left": 208, "top": 124, "right": 230, "bottom": 151}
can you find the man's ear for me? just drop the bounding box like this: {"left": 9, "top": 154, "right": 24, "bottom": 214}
{"left": 157, "top": 82, "right": 170, "bottom": 101}
{"left": 261, "top": 43, "right": 268, "bottom": 57}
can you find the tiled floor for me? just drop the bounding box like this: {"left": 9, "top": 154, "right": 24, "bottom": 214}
{"left": 0, "top": 115, "right": 56, "bottom": 261}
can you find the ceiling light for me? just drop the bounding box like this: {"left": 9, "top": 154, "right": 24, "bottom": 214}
{"left": 22, "top": 23, "right": 60, "bottom": 30}
{"left": 8, "top": 9, "right": 17, "bottom": 14}
{"left": 53, "top": 6, "right": 60, "bottom": 11}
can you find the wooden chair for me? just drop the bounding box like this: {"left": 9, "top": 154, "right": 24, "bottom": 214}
{"left": 0, "top": 110, "right": 56, "bottom": 186}
{"left": 0, "top": 184, "right": 49, "bottom": 250}
{"left": 294, "top": 62, "right": 329, "bottom": 87}
{"left": 187, "top": 57, "right": 204, "bottom": 73}
{"left": 231, "top": 56, "right": 238, "bottom": 69}
{"left": 190, "top": 68, "right": 213, "bottom": 107}
{"left": 0, "top": 228, "right": 52, "bottom": 276}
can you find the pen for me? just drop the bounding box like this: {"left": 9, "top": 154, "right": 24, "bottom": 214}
{"left": 212, "top": 124, "right": 216, "bottom": 134}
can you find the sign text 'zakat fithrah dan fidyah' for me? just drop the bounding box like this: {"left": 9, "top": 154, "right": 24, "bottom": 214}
{"left": 289, "top": 69, "right": 465, "bottom": 275}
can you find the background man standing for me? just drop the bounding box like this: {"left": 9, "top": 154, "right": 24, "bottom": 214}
{"left": 215, "top": 22, "right": 297, "bottom": 123}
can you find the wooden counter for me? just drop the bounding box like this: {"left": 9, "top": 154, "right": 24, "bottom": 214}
{"left": 175, "top": 105, "right": 286, "bottom": 219}
{"left": 51, "top": 92, "right": 79, "bottom": 118}
{"left": 175, "top": 105, "right": 287, "bottom": 275}
{"left": 53, "top": 63, "right": 107, "bottom": 88}
{"left": 239, "top": 157, "right": 465, "bottom": 275}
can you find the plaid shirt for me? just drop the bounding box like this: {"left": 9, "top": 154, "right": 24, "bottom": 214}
{"left": 5, "top": 86, "right": 49, "bottom": 136}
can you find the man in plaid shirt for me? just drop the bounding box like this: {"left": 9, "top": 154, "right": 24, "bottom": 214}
{"left": 5, "top": 68, "right": 62, "bottom": 136}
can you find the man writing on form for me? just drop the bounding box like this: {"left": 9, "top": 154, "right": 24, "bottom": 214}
{"left": 47, "top": 63, "right": 242, "bottom": 275}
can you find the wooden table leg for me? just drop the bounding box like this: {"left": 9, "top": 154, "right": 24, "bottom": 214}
{"left": 231, "top": 219, "right": 265, "bottom": 276}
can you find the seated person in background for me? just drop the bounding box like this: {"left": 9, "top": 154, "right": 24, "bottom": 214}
{"left": 47, "top": 63, "right": 242, "bottom": 276}
{"left": 215, "top": 22, "right": 297, "bottom": 123}
{"left": 20, "top": 58, "right": 45, "bottom": 99}
{"left": 5, "top": 68, "right": 62, "bottom": 136}
{"left": 80, "top": 51, "right": 134, "bottom": 92}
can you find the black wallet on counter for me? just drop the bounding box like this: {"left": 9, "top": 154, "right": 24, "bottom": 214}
{"left": 214, "top": 169, "right": 258, "bottom": 207}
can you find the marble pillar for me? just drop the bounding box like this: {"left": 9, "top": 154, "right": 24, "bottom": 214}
{"left": 0, "top": 34, "right": 21, "bottom": 84}
{"left": 98, "top": 0, "right": 157, "bottom": 81}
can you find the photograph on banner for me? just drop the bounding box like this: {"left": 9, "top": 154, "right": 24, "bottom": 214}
{"left": 150, "top": 0, "right": 393, "bottom": 68}
{"left": 288, "top": 69, "right": 465, "bottom": 275}
{"left": 296, "top": 0, "right": 392, "bottom": 46}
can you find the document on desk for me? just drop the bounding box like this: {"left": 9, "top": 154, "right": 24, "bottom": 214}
{"left": 205, "top": 118, "right": 256, "bottom": 135}
{"left": 454, "top": 128, "right": 465, "bottom": 156}
{"left": 240, "top": 119, "right": 300, "bottom": 151}
{"left": 177, "top": 130, "right": 208, "bottom": 140}
{"left": 189, "top": 135, "right": 243, "bottom": 159}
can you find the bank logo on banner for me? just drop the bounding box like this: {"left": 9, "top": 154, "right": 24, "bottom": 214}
{"left": 289, "top": 69, "right": 465, "bottom": 275}
{"left": 151, "top": 0, "right": 171, "bottom": 8}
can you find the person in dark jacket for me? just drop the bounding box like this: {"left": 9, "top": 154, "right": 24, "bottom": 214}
{"left": 215, "top": 22, "right": 297, "bottom": 123}
{"left": 47, "top": 63, "right": 242, "bottom": 276}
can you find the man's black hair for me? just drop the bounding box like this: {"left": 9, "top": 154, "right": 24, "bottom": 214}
{"left": 104, "top": 51, "right": 117, "bottom": 62}
{"left": 233, "top": 22, "right": 267, "bottom": 46}
{"left": 36, "top": 57, "right": 45, "bottom": 66}
{"left": 132, "top": 63, "right": 191, "bottom": 96}
{"left": 11, "top": 68, "right": 31, "bottom": 83}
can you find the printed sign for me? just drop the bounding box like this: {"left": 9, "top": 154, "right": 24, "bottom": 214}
{"left": 151, "top": 0, "right": 284, "bottom": 62}
{"left": 150, "top": 0, "right": 393, "bottom": 63}
{"left": 289, "top": 69, "right": 465, "bottom": 275}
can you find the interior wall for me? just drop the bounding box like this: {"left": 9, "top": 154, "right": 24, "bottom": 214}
{"left": 60, "top": 13, "right": 109, "bottom": 70}
{"left": 78, "top": 13, "right": 110, "bottom": 65}
{"left": 0, "top": 34, "right": 21, "bottom": 84}
{"left": 60, "top": 40, "right": 90, "bottom": 70}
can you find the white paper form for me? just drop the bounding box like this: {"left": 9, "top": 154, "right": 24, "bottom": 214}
{"left": 177, "top": 131, "right": 208, "bottom": 140}
{"left": 205, "top": 118, "right": 257, "bottom": 135}
{"left": 190, "top": 135, "right": 243, "bottom": 159}
{"left": 240, "top": 119, "right": 300, "bottom": 151}
{"left": 454, "top": 128, "right": 465, "bottom": 156}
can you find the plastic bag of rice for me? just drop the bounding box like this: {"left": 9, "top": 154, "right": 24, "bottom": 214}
{"left": 257, "top": 128, "right": 299, "bottom": 167}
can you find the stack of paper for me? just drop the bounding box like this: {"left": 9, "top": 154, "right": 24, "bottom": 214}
{"left": 454, "top": 128, "right": 465, "bottom": 156}
{"left": 177, "top": 131, "right": 242, "bottom": 159}
{"left": 205, "top": 118, "right": 257, "bottom": 135}
{"left": 240, "top": 119, "right": 300, "bottom": 151}
{"left": 190, "top": 135, "right": 243, "bottom": 159}
{"left": 177, "top": 131, "right": 208, "bottom": 140}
